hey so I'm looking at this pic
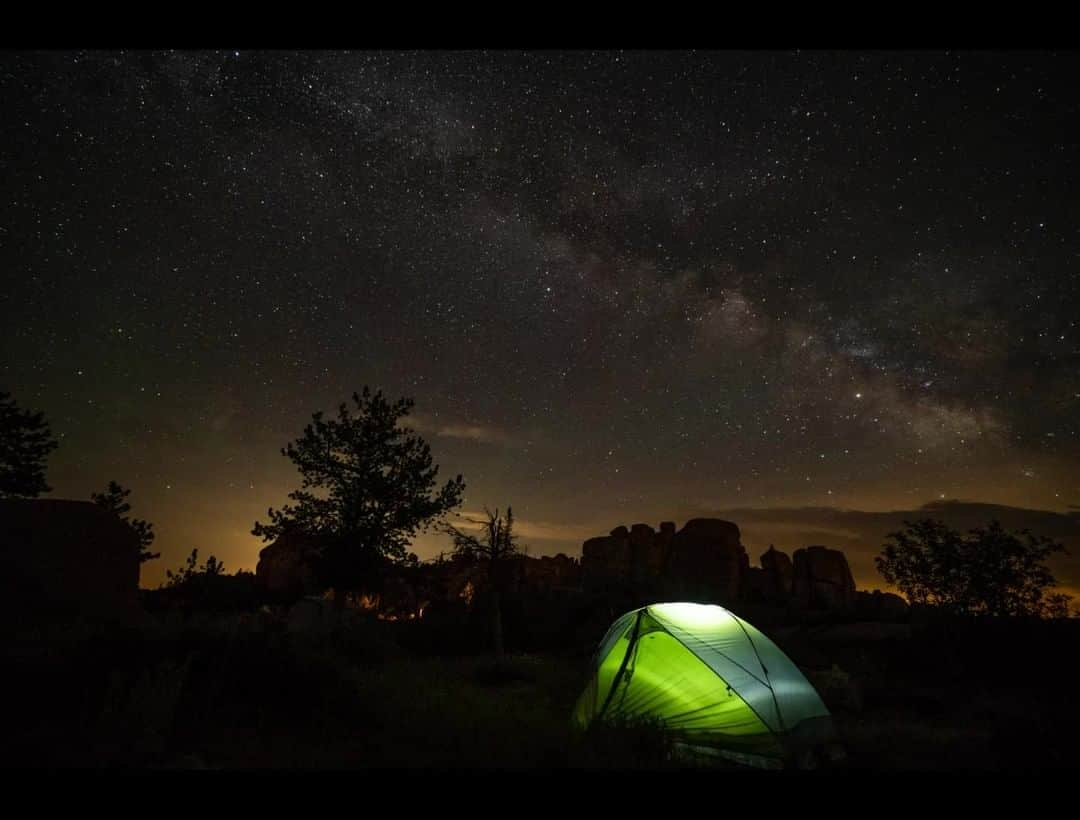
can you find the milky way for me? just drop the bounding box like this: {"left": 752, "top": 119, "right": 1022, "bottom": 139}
{"left": 2, "top": 50, "right": 1078, "bottom": 588}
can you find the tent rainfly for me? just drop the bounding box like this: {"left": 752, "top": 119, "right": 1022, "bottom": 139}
{"left": 572, "top": 602, "right": 840, "bottom": 768}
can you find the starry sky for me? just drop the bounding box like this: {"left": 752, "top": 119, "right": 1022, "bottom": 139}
{"left": 3, "top": 50, "right": 1079, "bottom": 592}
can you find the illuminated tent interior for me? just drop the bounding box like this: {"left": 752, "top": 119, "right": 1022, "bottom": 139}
{"left": 573, "top": 602, "right": 838, "bottom": 768}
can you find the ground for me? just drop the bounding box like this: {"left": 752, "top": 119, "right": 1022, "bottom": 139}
{"left": 4, "top": 612, "right": 1078, "bottom": 770}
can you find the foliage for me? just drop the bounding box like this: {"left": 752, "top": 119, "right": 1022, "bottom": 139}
{"left": 1042, "top": 592, "right": 1076, "bottom": 619}
{"left": 91, "top": 480, "right": 160, "bottom": 564}
{"left": 443, "top": 506, "right": 523, "bottom": 659}
{"left": 163, "top": 548, "right": 225, "bottom": 589}
{"left": 876, "top": 518, "right": 1070, "bottom": 618}
{"left": 0, "top": 391, "right": 58, "bottom": 499}
{"left": 252, "top": 388, "right": 464, "bottom": 601}
{"left": 444, "top": 506, "right": 522, "bottom": 565}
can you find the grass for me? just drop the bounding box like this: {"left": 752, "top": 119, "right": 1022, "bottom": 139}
{"left": 6, "top": 612, "right": 1080, "bottom": 769}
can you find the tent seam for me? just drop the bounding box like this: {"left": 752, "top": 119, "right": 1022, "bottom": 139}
{"left": 728, "top": 611, "right": 788, "bottom": 735}
{"left": 645, "top": 606, "right": 782, "bottom": 741}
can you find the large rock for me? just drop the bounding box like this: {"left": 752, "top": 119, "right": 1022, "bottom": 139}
{"left": 629, "top": 523, "right": 663, "bottom": 586}
{"left": 665, "top": 518, "right": 746, "bottom": 603}
{"left": 576, "top": 518, "right": 868, "bottom": 612}
{"left": 256, "top": 531, "right": 323, "bottom": 601}
{"left": 760, "top": 545, "right": 794, "bottom": 601}
{"left": 654, "top": 522, "right": 676, "bottom": 578}
{"left": 792, "top": 545, "right": 856, "bottom": 611}
{"left": 855, "top": 590, "right": 910, "bottom": 622}
{"left": 743, "top": 566, "right": 768, "bottom": 602}
{"left": 518, "top": 553, "right": 581, "bottom": 590}
{"left": 0, "top": 499, "right": 140, "bottom": 621}
{"left": 580, "top": 529, "right": 634, "bottom": 593}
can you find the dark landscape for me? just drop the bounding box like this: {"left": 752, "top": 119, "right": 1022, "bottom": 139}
{"left": 2, "top": 50, "right": 1079, "bottom": 771}
{"left": 3, "top": 492, "right": 1078, "bottom": 770}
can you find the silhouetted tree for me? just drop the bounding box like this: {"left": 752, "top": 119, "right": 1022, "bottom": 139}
{"left": 1043, "top": 592, "right": 1077, "bottom": 620}
{"left": 91, "top": 480, "right": 160, "bottom": 564}
{"left": 0, "top": 391, "right": 58, "bottom": 499}
{"left": 444, "top": 506, "right": 522, "bottom": 660}
{"left": 876, "top": 519, "right": 1070, "bottom": 618}
{"left": 163, "top": 548, "right": 225, "bottom": 588}
{"left": 252, "top": 388, "right": 465, "bottom": 612}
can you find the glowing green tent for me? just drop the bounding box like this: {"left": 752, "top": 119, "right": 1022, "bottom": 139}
{"left": 573, "top": 602, "right": 837, "bottom": 768}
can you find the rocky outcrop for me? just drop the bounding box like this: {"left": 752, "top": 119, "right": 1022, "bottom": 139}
{"left": 792, "top": 546, "right": 857, "bottom": 611}
{"left": 760, "top": 545, "right": 794, "bottom": 601}
{"left": 855, "top": 590, "right": 910, "bottom": 622}
{"left": 257, "top": 519, "right": 873, "bottom": 623}
{"left": 656, "top": 521, "right": 676, "bottom": 568}
{"left": 580, "top": 518, "right": 748, "bottom": 604}
{"left": 0, "top": 499, "right": 140, "bottom": 621}
{"left": 517, "top": 553, "right": 581, "bottom": 590}
{"left": 577, "top": 521, "right": 863, "bottom": 614}
{"left": 743, "top": 566, "right": 768, "bottom": 602}
{"left": 665, "top": 518, "right": 747, "bottom": 603}
{"left": 255, "top": 531, "right": 322, "bottom": 601}
{"left": 628, "top": 524, "right": 662, "bottom": 585}
{"left": 581, "top": 527, "right": 635, "bottom": 593}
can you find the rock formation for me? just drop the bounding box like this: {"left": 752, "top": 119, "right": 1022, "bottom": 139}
{"left": 579, "top": 517, "right": 750, "bottom": 605}
{"left": 855, "top": 589, "right": 910, "bottom": 622}
{"left": 792, "top": 545, "right": 857, "bottom": 611}
{"left": 760, "top": 545, "right": 794, "bottom": 601}
{"left": 256, "top": 517, "right": 877, "bottom": 622}
{"left": 0, "top": 498, "right": 141, "bottom": 620}
{"left": 577, "top": 519, "right": 866, "bottom": 614}
{"left": 665, "top": 518, "right": 747, "bottom": 603}
{"left": 515, "top": 553, "right": 581, "bottom": 590}
{"left": 581, "top": 527, "right": 635, "bottom": 594}
{"left": 255, "top": 531, "right": 322, "bottom": 601}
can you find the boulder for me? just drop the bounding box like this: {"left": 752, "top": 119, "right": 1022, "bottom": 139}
{"left": 581, "top": 530, "right": 633, "bottom": 593}
{"left": 575, "top": 518, "right": 868, "bottom": 613}
{"left": 0, "top": 498, "right": 141, "bottom": 621}
{"left": 855, "top": 590, "right": 910, "bottom": 622}
{"left": 629, "top": 523, "right": 663, "bottom": 585}
{"left": 759, "top": 545, "right": 793, "bottom": 601}
{"left": 520, "top": 553, "right": 581, "bottom": 590}
{"left": 792, "top": 546, "right": 856, "bottom": 611}
{"left": 655, "top": 522, "right": 676, "bottom": 574}
{"left": 256, "top": 531, "right": 322, "bottom": 601}
{"left": 743, "top": 566, "right": 768, "bottom": 602}
{"left": 664, "top": 518, "right": 746, "bottom": 603}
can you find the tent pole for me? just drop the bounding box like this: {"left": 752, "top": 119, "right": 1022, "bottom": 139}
{"left": 730, "top": 612, "right": 787, "bottom": 736}
{"left": 597, "top": 608, "right": 645, "bottom": 721}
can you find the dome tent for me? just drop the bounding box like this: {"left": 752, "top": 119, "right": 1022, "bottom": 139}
{"left": 572, "top": 602, "right": 839, "bottom": 769}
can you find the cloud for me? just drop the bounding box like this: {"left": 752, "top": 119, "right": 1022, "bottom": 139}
{"left": 435, "top": 424, "right": 512, "bottom": 445}
{"left": 408, "top": 413, "right": 516, "bottom": 447}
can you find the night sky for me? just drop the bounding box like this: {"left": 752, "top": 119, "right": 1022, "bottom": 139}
{"left": 3, "top": 50, "right": 1079, "bottom": 591}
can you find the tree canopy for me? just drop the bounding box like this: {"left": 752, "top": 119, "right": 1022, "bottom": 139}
{"left": 875, "top": 518, "right": 1072, "bottom": 618}
{"left": 252, "top": 388, "right": 465, "bottom": 601}
{"left": 444, "top": 506, "right": 523, "bottom": 660}
{"left": 92, "top": 480, "right": 160, "bottom": 564}
{"left": 0, "top": 391, "right": 58, "bottom": 499}
{"left": 163, "top": 548, "right": 225, "bottom": 589}
{"left": 444, "top": 506, "right": 522, "bottom": 566}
